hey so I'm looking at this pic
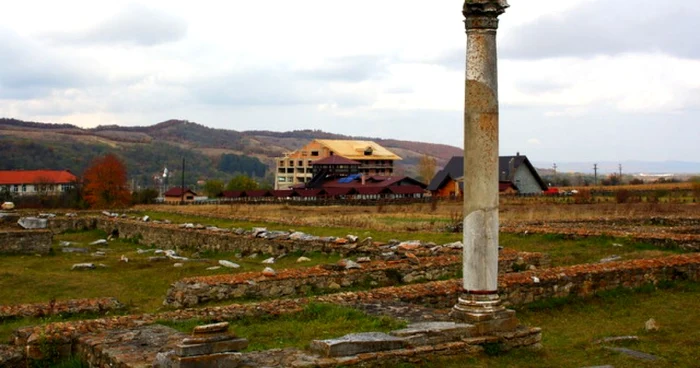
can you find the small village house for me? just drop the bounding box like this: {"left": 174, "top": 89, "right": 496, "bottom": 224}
{"left": 0, "top": 170, "right": 77, "bottom": 196}
{"left": 163, "top": 187, "right": 198, "bottom": 203}
{"left": 427, "top": 153, "right": 547, "bottom": 197}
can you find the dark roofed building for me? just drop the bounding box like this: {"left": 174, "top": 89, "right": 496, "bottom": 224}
{"left": 427, "top": 153, "right": 547, "bottom": 197}
{"left": 164, "top": 187, "right": 198, "bottom": 203}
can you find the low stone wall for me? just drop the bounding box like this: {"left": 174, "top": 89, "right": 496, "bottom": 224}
{"left": 47, "top": 217, "right": 97, "bottom": 234}
{"left": 0, "top": 298, "right": 123, "bottom": 321}
{"left": 0, "top": 230, "right": 52, "bottom": 255}
{"left": 164, "top": 251, "right": 548, "bottom": 308}
{"left": 7, "top": 253, "right": 699, "bottom": 367}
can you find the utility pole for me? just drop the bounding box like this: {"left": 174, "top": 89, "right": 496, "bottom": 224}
{"left": 180, "top": 157, "right": 185, "bottom": 205}
{"left": 618, "top": 163, "right": 622, "bottom": 185}
{"left": 593, "top": 163, "right": 598, "bottom": 186}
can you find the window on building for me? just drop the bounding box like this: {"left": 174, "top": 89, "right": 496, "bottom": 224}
{"left": 278, "top": 168, "right": 285, "bottom": 174}
{"left": 279, "top": 160, "right": 285, "bottom": 166}
{"left": 12, "top": 185, "right": 18, "bottom": 192}
{"left": 61, "top": 184, "right": 71, "bottom": 192}
{"left": 289, "top": 160, "right": 294, "bottom": 166}
{"left": 307, "top": 160, "right": 312, "bottom": 166}
{"left": 329, "top": 151, "right": 334, "bottom": 156}
{"left": 311, "top": 151, "right": 319, "bottom": 156}
{"left": 298, "top": 160, "right": 303, "bottom": 166}
{"left": 22, "top": 184, "right": 27, "bottom": 192}
{"left": 278, "top": 177, "right": 287, "bottom": 182}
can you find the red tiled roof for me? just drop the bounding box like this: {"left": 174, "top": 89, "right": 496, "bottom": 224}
{"left": 271, "top": 189, "right": 295, "bottom": 198}
{"left": 499, "top": 181, "right": 518, "bottom": 192}
{"left": 324, "top": 187, "right": 356, "bottom": 196}
{"left": 356, "top": 187, "right": 389, "bottom": 195}
{"left": 388, "top": 185, "right": 425, "bottom": 195}
{"left": 311, "top": 156, "right": 362, "bottom": 166}
{"left": 222, "top": 190, "right": 244, "bottom": 198}
{"left": 164, "top": 187, "right": 198, "bottom": 197}
{"left": 296, "top": 189, "right": 325, "bottom": 197}
{"left": 0, "top": 170, "right": 77, "bottom": 185}
{"left": 243, "top": 190, "right": 271, "bottom": 197}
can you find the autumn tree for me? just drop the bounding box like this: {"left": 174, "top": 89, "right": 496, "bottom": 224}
{"left": 203, "top": 179, "right": 225, "bottom": 198}
{"left": 83, "top": 153, "right": 131, "bottom": 208}
{"left": 226, "top": 174, "right": 259, "bottom": 191}
{"left": 417, "top": 154, "right": 437, "bottom": 184}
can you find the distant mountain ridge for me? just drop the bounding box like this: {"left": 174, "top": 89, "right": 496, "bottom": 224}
{"left": 0, "top": 118, "right": 463, "bottom": 184}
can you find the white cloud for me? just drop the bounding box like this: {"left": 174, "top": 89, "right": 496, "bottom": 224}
{"left": 0, "top": 0, "right": 697, "bottom": 163}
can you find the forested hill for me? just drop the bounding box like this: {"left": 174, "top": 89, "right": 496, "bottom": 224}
{"left": 0, "top": 118, "right": 462, "bottom": 186}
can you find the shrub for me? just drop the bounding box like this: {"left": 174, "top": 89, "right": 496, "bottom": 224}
{"left": 615, "top": 189, "right": 631, "bottom": 204}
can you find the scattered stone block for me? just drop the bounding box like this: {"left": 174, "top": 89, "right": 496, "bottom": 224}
{"left": 296, "top": 256, "right": 311, "bottom": 263}
{"left": 71, "top": 263, "right": 96, "bottom": 270}
{"left": 262, "top": 257, "right": 275, "bottom": 264}
{"left": 176, "top": 339, "right": 248, "bottom": 357}
{"left": 605, "top": 347, "right": 659, "bottom": 361}
{"left": 149, "top": 256, "right": 168, "bottom": 262}
{"left": 356, "top": 256, "right": 371, "bottom": 263}
{"left": 310, "top": 332, "right": 405, "bottom": 357}
{"left": 645, "top": 318, "right": 660, "bottom": 331}
{"left": 193, "top": 322, "right": 229, "bottom": 335}
{"left": 17, "top": 217, "right": 47, "bottom": 229}
{"left": 174, "top": 263, "right": 184, "bottom": 268}
{"left": 262, "top": 267, "right": 276, "bottom": 277}
{"left": 593, "top": 336, "right": 639, "bottom": 344}
{"left": 206, "top": 266, "right": 221, "bottom": 271}
{"left": 219, "top": 260, "right": 240, "bottom": 268}
{"left": 62, "top": 247, "right": 88, "bottom": 253}
{"left": 89, "top": 239, "right": 108, "bottom": 245}
{"left": 1, "top": 202, "right": 15, "bottom": 210}
{"left": 391, "top": 321, "right": 476, "bottom": 346}
{"left": 600, "top": 255, "right": 622, "bottom": 263}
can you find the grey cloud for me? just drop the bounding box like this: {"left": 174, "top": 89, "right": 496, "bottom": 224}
{"left": 190, "top": 69, "right": 374, "bottom": 108}
{"left": 501, "top": 0, "right": 700, "bottom": 59}
{"left": 48, "top": 4, "right": 187, "bottom": 46}
{"left": 0, "top": 28, "right": 93, "bottom": 99}
{"left": 295, "top": 55, "right": 391, "bottom": 82}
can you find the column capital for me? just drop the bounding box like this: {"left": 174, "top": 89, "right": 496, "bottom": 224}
{"left": 463, "top": 0, "right": 509, "bottom": 30}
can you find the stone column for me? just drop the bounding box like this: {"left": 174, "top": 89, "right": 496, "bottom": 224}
{"left": 451, "top": 0, "right": 516, "bottom": 332}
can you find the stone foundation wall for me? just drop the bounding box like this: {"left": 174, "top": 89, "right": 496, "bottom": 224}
{"left": 164, "top": 251, "right": 548, "bottom": 308}
{"left": 0, "top": 230, "right": 52, "bottom": 255}
{"left": 7, "top": 254, "right": 699, "bottom": 367}
{"left": 0, "top": 298, "right": 123, "bottom": 321}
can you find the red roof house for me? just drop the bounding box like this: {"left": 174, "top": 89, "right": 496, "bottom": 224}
{"left": 0, "top": 170, "right": 77, "bottom": 196}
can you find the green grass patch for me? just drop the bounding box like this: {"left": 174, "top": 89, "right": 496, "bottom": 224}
{"left": 397, "top": 281, "right": 700, "bottom": 368}
{"left": 158, "top": 303, "right": 406, "bottom": 351}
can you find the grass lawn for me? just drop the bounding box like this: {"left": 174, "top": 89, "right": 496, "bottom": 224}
{"left": 0, "top": 229, "right": 343, "bottom": 313}
{"left": 159, "top": 303, "right": 406, "bottom": 352}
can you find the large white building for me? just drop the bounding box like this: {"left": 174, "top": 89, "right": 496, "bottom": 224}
{"left": 0, "top": 170, "right": 77, "bottom": 196}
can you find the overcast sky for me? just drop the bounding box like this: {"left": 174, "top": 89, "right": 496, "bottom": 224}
{"left": 1, "top": 0, "right": 698, "bottom": 165}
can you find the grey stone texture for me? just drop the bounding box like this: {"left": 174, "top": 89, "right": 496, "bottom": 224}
{"left": 0, "top": 230, "right": 52, "bottom": 255}
{"left": 310, "top": 332, "right": 405, "bottom": 357}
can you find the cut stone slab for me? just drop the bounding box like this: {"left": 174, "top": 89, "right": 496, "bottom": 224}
{"left": 175, "top": 338, "right": 248, "bottom": 357}
{"left": 89, "top": 239, "right": 108, "bottom": 245}
{"left": 391, "top": 321, "right": 476, "bottom": 346}
{"left": 218, "top": 260, "right": 240, "bottom": 268}
{"left": 310, "top": 332, "right": 405, "bottom": 357}
{"left": 62, "top": 247, "right": 89, "bottom": 253}
{"left": 71, "top": 263, "right": 96, "bottom": 270}
{"left": 593, "top": 336, "right": 639, "bottom": 344}
{"left": 193, "top": 322, "right": 229, "bottom": 335}
{"left": 17, "top": 217, "right": 47, "bottom": 229}
{"left": 169, "top": 352, "right": 243, "bottom": 368}
{"left": 605, "top": 347, "right": 659, "bottom": 361}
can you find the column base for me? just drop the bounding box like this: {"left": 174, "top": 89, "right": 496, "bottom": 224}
{"left": 450, "top": 293, "right": 518, "bottom": 335}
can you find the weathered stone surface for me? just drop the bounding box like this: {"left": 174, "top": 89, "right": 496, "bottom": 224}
{"left": 176, "top": 338, "right": 248, "bottom": 357}
{"left": 593, "top": 336, "right": 638, "bottom": 344}
{"left": 219, "top": 260, "right": 240, "bottom": 268}
{"left": 17, "top": 217, "right": 47, "bottom": 229}
{"left": 76, "top": 325, "right": 188, "bottom": 368}
{"left": 605, "top": 347, "right": 659, "bottom": 361}
{"left": 262, "top": 267, "right": 276, "bottom": 277}
{"left": 0, "top": 297, "right": 122, "bottom": 320}
{"left": 310, "top": 332, "right": 405, "bottom": 357}
{"left": 645, "top": 318, "right": 660, "bottom": 331}
{"left": 171, "top": 352, "right": 243, "bottom": 368}
{"left": 89, "top": 239, "right": 108, "bottom": 245}
{"left": 193, "top": 322, "right": 229, "bottom": 335}
{"left": 182, "top": 333, "right": 235, "bottom": 345}
{"left": 71, "top": 263, "right": 96, "bottom": 270}
{"left": 0, "top": 230, "right": 52, "bottom": 255}
{"left": 62, "top": 247, "right": 88, "bottom": 253}
{"left": 391, "top": 321, "right": 476, "bottom": 346}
